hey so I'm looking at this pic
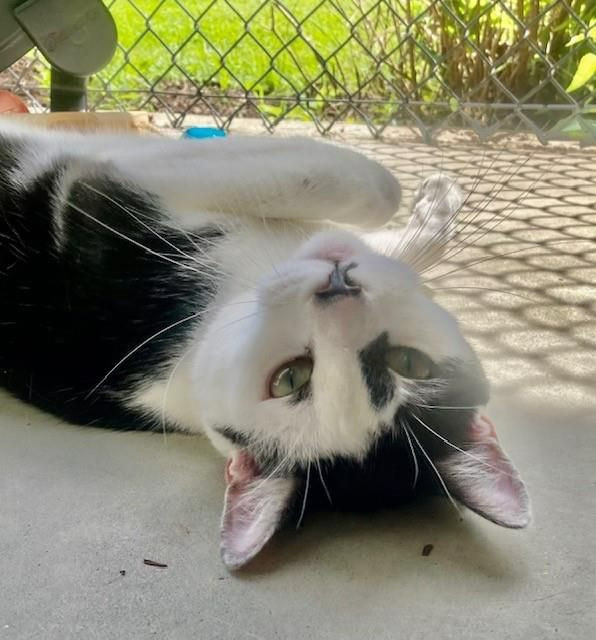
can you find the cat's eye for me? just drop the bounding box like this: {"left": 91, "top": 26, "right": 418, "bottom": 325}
{"left": 387, "top": 346, "right": 435, "bottom": 380}
{"left": 269, "top": 357, "right": 313, "bottom": 398}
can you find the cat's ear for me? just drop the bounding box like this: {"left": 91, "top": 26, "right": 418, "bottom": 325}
{"left": 220, "top": 450, "right": 297, "bottom": 570}
{"left": 439, "top": 414, "right": 531, "bottom": 528}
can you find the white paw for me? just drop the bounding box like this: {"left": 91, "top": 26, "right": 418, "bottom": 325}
{"left": 396, "top": 174, "right": 464, "bottom": 272}
{"left": 410, "top": 174, "right": 463, "bottom": 240}
{"left": 299, "top": 140, "right": 402, "bottom": 228}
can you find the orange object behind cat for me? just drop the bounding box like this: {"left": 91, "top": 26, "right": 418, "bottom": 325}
{"left": 0, "top": 90, "right": 29, "bottom": 114}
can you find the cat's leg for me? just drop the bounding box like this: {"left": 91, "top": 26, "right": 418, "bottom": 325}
{"left": 365, "top": 174, "right": 463, "bottom": 273}
{"left": 0, "top": 122, "right": 400, "bottom": 227}
{"left": 105, "top": 136, "right": 401, "bottom": 229}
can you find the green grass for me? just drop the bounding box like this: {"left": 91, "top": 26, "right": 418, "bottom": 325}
{"left": 96, "top": 0, "right": 389, "bottom": 112}
{"left": 37, "top": 1, "right": 596, "bottom": 124}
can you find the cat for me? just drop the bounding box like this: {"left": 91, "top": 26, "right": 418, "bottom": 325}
{"left": 0, "top": 120, "right": 530, "bottom": 569}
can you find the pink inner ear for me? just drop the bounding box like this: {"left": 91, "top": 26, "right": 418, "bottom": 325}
{"left": 440, "top": 414, "right": 531, "bottom": 529}
{"left": 225, "top": 449, "right": 260, "bottom": 486}
{"left": 220, "top": 450, "right": 296, "bottom": 570}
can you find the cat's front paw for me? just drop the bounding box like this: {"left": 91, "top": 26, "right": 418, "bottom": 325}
{"left": 410, "top": 174, "right": 463, "bottom": 242}
{"left": 396, "top": 174, "right": 463, "bottom": 272}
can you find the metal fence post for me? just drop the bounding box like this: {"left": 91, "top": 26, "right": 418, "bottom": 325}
{"left": 50, "top": 67, "right": 87, "bottom": 112}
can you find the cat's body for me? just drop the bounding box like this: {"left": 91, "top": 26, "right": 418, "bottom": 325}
{"left": 0, "top": 121, "right": 530, "bottom": 568}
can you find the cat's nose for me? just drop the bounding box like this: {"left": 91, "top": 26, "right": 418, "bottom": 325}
{"left": 315, "top": 262, "right": 361, "bottom": 301}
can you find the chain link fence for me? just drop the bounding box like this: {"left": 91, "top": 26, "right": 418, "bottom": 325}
{"left": 2, "top": 0, "right": 595, "bottom": 142}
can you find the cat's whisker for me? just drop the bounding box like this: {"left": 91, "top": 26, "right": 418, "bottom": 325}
{"left": 80, "top": 182, "right": 201, "bottom": 263}
{"left": 424, "top": 222, "right": 593, "bottom": 284}
{"left": 416, "top": 153, "right": 536, "bottom": 272}
{"left": 315, "top": 458, "right": 333, "bottom": 506}
{"left": 257, "top": 214, "right": 284, "bottom": 281}
{"left": 396, "top": 151, "right": 470, "bottom": 263}
{"left": 78, "top": 185, "right": 268, "bottom": 291}
{"left": 228, "top": 432, "right": 304, "bottom": 517}
{"left": 444, "top": 155, "right": 533, "bottom": 254}
{"left": 214, "top": 294, "right": 300, "bottom": 334}
{"left": 410, "top": 413, "right": 517, "bottom": 479}
{"left": 436, "top": 154, "right": 539, "bottom": 270}
{"left": 406, "top": 425, "right": 462, "bottom": 516}
{"left": 446, "top": 148, "right": 532, "bottom": 243}
{"left": 310, "top": 429, "right": 333, "bottom": 506}
{"left": 413, "top": 403, "right": 480, "bottom": 410}
{"left": 404, "top": 147, "right": 510, "bottom": 269}
{"left": 427, "top": 285, "right": 540, "bottom": 303}
{"left": 92, "top": 294, "right": 264, "bottom": 402}
{"left": 397, "top": 164, "right": 449, "bottom": 259}
{"left": 422, "top": 242, "right": 539, "bottom": 284}
{"left": 64, "top": 199, "right": 204, "bottom": 276}
{"left": 436, "top": 159, "right": 539, "bottom": 268}
{"left": 296, "top": 461, "right": 311, "bottom": 530}
{"left": 85, "top": 309, "right": 206, "bottom": 398}
{"left": 410, "top": 152, "right": 531, "bottom": 274}
{"left": 400, "top": 418, "right": 419, "bottom": 490}
{"left": 88, "top": 179, "right": 228, "bottom": 266}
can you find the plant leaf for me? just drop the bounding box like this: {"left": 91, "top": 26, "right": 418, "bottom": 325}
{"left": 567, "top": 53, "right": 596, "bottom": 92}
{"left": 566, "top": 33, "right": 585, "bottom": 47}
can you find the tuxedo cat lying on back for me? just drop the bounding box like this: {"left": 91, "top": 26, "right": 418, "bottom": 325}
{"left": 0, "top": 121, "right": 530, "bottom": 568}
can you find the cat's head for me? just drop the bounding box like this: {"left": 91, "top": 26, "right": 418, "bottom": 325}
{"left": 194, "top": 180, "right": 530, "bottom": 569}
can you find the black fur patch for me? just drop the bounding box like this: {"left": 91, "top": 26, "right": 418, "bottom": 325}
{"left": 358, "top": 332, "right": 395, "bottom": 409}
{"left": 291, "top": 357, "right": 489, "bottom": 518}
{"left": 0, "top": 148, "right": 224, "bottom": 429}
{"left": 214, "top": 426, "right": 251, "bottom": 448}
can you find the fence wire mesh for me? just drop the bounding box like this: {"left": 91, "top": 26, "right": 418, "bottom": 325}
{"left": 373, "top": 140, "right": 596, "bottom": 413}
{"left": 1, "top": 0, "right": 595, "bottom": 142}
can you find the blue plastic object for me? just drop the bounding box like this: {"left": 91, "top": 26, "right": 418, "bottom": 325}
{"left": 182, "top": 127, "right": 227, "bottom": 139}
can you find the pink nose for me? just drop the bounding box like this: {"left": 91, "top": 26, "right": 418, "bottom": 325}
{"left": 313, "top": 244, "right": 355, "bottom": 263}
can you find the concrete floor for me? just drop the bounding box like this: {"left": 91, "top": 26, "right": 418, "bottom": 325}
{"left": 1, "top": 135, "right": 595, "bottom": 639}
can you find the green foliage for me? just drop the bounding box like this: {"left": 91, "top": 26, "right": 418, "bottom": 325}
{"left": 32, "top": 0, "right": 596, "bottom": 127}
{"left": 567, "top": 53, "right": 596, "bottom": 92}
{"left": 566, "top": 18, "right": 596, "bottom": 93}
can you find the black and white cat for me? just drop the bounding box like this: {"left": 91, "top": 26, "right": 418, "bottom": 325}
{"left": 0, "top": 121, "right": 530, "bottom": 569}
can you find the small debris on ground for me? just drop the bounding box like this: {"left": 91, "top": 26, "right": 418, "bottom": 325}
{"left": 422, "top": 544, "right": 434, "bottom": 557}
{"left": 119, "top": 570, "right": 126, "bottom": 576}
{"left": 143, "top": 558, "right": 168, "bottom": 568}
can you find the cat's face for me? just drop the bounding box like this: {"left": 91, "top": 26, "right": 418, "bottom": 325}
{"left": 194, "top": 229, "right": 530, "bottom": 569}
